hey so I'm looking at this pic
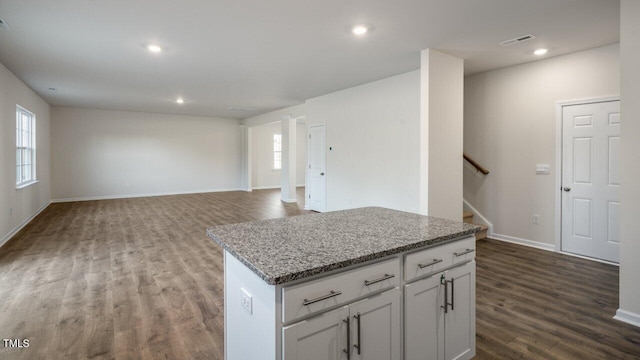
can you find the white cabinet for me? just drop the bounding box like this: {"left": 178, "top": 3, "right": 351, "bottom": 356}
{"left": 283, "top": 306, "right": 350, "bottom": 360}
{"left": 283, "top": 288, "right": 401, "bottom": 360}
{"left": 222, "top": 235, "right": 476, "bottom": 360}
{"left": 404, "top": 271, "right": 444, "bottom": 360}
{"left": 405, "top": 261, "right": 475, "bottom": 360}
{"left": 349, "top": 288, "right": 401, "bottom": 360}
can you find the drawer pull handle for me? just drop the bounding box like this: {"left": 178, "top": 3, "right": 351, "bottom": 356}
{"left": 363, "top": 273, "right": 395, "bottom": 286}
{"left": 303, "top": 290, "right": 342, "bottom": 306}
{"left": 454, "top": 248, "right": 475, "bottom": 257}
{"left": 418, "top": 259, "right": 443, "bottom": 268}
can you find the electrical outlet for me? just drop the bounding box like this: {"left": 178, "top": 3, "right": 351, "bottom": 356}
{"left": 533, "top": 214, "right": 539, "bottom": 225}
{"left": 240, "top": 288, "right": 252, "bottom": 314}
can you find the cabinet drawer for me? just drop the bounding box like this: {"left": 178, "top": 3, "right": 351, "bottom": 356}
{"left": 282, "top": 257, "right": 400, "bottom": 323}
{"left": 404, "top": 236, "right": 475, "bottom": 282}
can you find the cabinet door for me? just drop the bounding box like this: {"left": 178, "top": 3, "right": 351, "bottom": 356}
{"left": 349, "top": 288, "right": 401, "bottom": 360}
{"left": 404, "top": 274, "right": 445, "bottom": 360}
{"left": 443, "top": 261, "right": 476, "bottom": 360}
{"left": 283, "top": 305, "right": 350, "bottom": 360}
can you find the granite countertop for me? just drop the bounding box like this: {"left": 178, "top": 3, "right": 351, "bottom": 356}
{"left": 206, "top": 207, "right": 480, "bottom": 285}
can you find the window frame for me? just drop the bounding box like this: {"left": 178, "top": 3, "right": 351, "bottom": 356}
{"left": 16, "top": 105, "right": 37, "bottom": 189}
{"left": 273, "top": 133, "right": 282, "bottom": 170}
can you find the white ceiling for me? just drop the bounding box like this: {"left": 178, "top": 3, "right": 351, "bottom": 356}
{"left": 0, "top": 0, "right": 620, "bottom": 119}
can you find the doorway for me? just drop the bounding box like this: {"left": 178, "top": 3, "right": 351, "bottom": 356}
{"left": 307, "top": 124, "right": 326, "bottom": 212}
{"left": 560, "top": 99, "right": 620, "bottom": 263}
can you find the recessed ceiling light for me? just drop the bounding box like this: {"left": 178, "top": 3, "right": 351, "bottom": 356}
{"left": 176, "top": 98, "right": 185, "bottom": 104}
{"left": 534, "top": 48, "right": 548, "bottom": 56}
{"left": 352, "top": 25, "right": 368, "bottom": 36}
{"left": 147, "top": 44, "right": 162, "bottom": 53}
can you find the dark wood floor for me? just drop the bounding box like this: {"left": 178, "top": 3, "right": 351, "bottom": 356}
{"left": 0, "top": 188, "right": 638, "bottom": 359}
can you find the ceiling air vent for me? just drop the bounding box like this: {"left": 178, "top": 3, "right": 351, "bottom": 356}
{"left": 227, "top": 106, "right": 259, "bottom": 112}
{"left": 0, "top": 17, "right": 10, "bottom": 30}
{"left": 499, "top": 34, "right": 535, "bottom": 46}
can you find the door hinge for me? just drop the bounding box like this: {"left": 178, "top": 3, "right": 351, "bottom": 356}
{"left": 308, "top": 195, "right": 311, "bottom": 199}
{"left": 309, "top": 134, "right": 311, "bottom": 139}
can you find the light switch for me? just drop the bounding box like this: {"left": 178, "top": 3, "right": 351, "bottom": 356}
{"left": 536, "top": 164, "right": 550, "bottom": 174}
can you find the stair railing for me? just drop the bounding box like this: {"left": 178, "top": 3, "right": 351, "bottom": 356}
{"left": 463, "top": 153, "right": 489, "bottom": 175}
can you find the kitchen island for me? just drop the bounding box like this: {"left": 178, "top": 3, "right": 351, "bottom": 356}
{"left": 207, "top": 207, "right": 480, "bottom": 360}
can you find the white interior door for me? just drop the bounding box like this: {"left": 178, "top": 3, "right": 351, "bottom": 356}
{"left": 308, "top": 124, "right": 326, "bottom": 212}
{"left": 562, "top": 100, "right": 620, "bottom": 262}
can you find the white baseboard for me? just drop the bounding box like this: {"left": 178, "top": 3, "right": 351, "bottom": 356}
{"left": 0, "top": 201, "right": 51, "bottom": 249}
{"left": 281, "top": 198, "right": 298, "bottom": 203}
{"left": 51, "top": 188, "right": 243, "bottom": 203}
{"left": 492, "top": 233, "right": 621, "bottom": 265}
{"left": 490, "top": 233, "right": 555, "bottom": 251}
{"left": 614, "top": 309, "right": 640, "bottom": 328}
{"left": 252, "top": 184, "right": 306, "bottom": 191}
{"left": 462, "top": 198, "right": 494, "bottom": 236}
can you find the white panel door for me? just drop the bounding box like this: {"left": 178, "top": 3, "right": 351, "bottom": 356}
{"left": 404, "top": 273, "right": 444, "bottom": 360}
{"left": 308, "top": 124, "right": 326, "bottom": 212}
{"left": 562, "top": 100, "right": 620, "bottom": 262}
{"left": 283, "top": 305, "right": 349, "bottom": 360}
{"left": 349, "top": 288, "right": 401, "bottom": 360}
{"left": 443, "top": 262, "right": 475, "bottom": 360}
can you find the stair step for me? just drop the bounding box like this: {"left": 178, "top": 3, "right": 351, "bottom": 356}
{"left": 475, "top": 224, "right": 488, "bottom": 241}
{"left": 463, "top": 211, "right": 473, "bottom": 224}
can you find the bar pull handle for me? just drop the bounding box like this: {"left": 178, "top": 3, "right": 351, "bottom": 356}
{"left": 303, "top": 290, "right": 341, "bottom": 306}
{"left": 418, "top": 259, "right": 443, "bottom": 269}
{"left": 454, "top": 248, "right": 475, "bottom": 257}
{"left": 353, "top": 313, "right": 361, "bottom": 354}
{"left": 363, "top": 273, "right": 395, "bottom": 286}
{"left": 450, "top": 277, "right": 455, "bottom": 311}
{"left": 343, "top": 317, "right": 350, "bottom": 359}
{"left": 441, "top": 275, "right": 454, "bottom": 313}
{"left": 441, "top": 274, "right": 448, "bottom": 314}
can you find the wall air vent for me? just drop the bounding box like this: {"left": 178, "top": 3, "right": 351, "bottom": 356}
{"left": 499, "top": 34, "right": 536, "bottom": 46}
{"left": 0, "top": 17, "right": 10, "bottom": 30}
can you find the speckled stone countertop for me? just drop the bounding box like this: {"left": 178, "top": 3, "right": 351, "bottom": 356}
{"left": 207, "top": 207, "right": 480, "bottom": 285}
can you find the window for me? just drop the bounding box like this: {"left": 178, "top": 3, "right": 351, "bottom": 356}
{"left": 273, "top": 133, "right": 282, "bottom": 170}
{"left": 16, "top": 106, "right": 36, "bottom": 187}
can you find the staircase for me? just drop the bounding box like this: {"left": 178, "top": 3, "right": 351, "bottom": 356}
{"left": 463, "top": 211, "right": 488, "bottom": 240}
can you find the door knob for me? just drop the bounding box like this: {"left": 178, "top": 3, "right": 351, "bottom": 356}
{"left": 563, "top": 187, "right": 571, "bottom": 192}
{"left": 320, "top": 172, "right": 325, "bottom": 176}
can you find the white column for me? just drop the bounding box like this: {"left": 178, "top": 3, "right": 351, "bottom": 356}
{"left": 241, "top": 125, "right": 252, "bottom": 191}
{"left": 419, "top": 49, "right": 464, "bottom": 221}
{"left": 281, "top": 116, "right": 297, "bottom": 202}
{"left": 617, "top": 0, "right": 640, "bottom": 327}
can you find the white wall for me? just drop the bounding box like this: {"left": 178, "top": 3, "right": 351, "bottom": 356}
{"left": 618, "top": 0, "right": 640, "bottom": 325}
{"left": 51, "top": 107, "right": 242, "bottom": 200}
{"left": 251, "top": 121, "right": 306, "bottom": 189}
{"left": 0, "top": 62, "right": 51, "bottom": 245}
{"left": 464, "top": 44, "right": 620, "bottom": 247}
{"left": 306, "top": 70, "right": 421, "bottom": 213}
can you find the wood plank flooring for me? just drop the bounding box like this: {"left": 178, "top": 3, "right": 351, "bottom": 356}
{"left": 475, "top": 239, "right": 640, "bottom": 359}
{"left": 0, "top": 189, "right": 638, "bottom": 359}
